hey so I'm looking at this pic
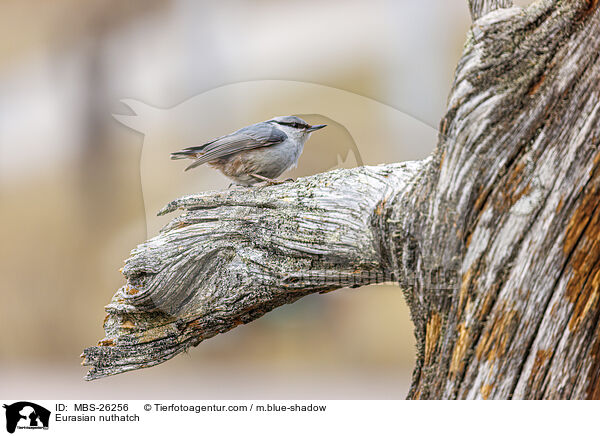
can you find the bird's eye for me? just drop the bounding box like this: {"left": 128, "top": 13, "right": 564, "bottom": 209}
{"left": 292, "top": 123, "right": 299, "bottom": 128}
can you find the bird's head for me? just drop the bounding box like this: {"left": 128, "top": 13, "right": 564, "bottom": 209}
{"left": 268, "top": 115, "right": 326, "bottom": 141}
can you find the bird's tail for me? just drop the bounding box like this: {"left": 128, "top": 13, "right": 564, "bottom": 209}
{"left": 171, "top": 144, "right": 209, "bottom": 160}
{"left": 171, "top": 145, "right": 210, "bottom": 170}
{"left": 170, "top": 150, "right": 196, "bottom": 160}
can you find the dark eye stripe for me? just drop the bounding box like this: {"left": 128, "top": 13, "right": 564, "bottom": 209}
{"left": 277, "top": 121, "right": 306, "bottom": 128}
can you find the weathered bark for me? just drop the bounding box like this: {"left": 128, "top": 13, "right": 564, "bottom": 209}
{"left": 82, "top": 162, "right": 426, "bottom": 380}
{"left": 83, "top": 0, "right": 600, "bottom": 399}
{"left": 401, "top": 0, "right": 600, "bottom": 400}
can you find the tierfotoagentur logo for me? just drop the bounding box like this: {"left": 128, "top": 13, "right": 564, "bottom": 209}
{"left": 3, "top": 402, "right": 50, "bottom": 434}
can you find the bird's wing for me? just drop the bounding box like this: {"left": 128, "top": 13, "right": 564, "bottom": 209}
{"left": 172, "top": 123, "right": 287, "bottom": 171}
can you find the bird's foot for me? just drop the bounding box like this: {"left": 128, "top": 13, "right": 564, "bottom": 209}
{"left": 227, "top": 183, "right": 247, "bottom": 190}
{"left": 250, "top": 174, "right": 287, "bottom": 185}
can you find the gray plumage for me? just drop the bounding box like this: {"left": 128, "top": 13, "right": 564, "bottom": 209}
{"left": 171, "top": 115, "right": 326, "bottom": 186}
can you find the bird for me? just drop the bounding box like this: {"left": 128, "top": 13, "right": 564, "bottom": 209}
{"left": 170, "top": 115, "right": 326, "bottom": 186}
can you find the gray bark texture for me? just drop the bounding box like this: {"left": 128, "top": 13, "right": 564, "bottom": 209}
{"left": 82, "top": 0, "right": 600, "bottom": 399}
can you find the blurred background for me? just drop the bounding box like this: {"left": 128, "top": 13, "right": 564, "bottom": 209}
{"left": 0, "top": 0, "right": 507, "bottom": 399}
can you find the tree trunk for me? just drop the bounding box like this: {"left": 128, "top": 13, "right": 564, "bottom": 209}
{"left": 82, "top": 0, "right": 600, "bottom": 399}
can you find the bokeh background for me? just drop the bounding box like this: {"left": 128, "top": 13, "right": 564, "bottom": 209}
{"left": 0, "top": 0, "right": 524, "bottom": 399}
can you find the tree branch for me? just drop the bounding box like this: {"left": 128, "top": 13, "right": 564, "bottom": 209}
{"left": 81, "top": 161, "right": 427, "bottom": 380}
{"left": 401, "top": 0, "right": 600, "bottom": 398}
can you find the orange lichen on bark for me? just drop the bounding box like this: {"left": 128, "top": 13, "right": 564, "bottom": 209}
{"left": 479, "top": 289, "right": 496, "bottom": 320}
{"left": 507, "top": 161, "right": 525, "bottom": 184}
{"left": 556, "top": 196, "right": 564, "bottom": 214}
{"left": 231, "top": 317, "right": 245, "bottom": 327}
{"left": 458, "top": 268, "right": 473, "bottom": 311}
{"left": 425, "top": 312, "right": 442, "bottom": 366}
{"left": 98, "top": 338, "right": 114, "bottom": 347}
{"left": 473, "top": 185, "right": 492, "bottom": 214}
{"left": 527, "top": 348, "right": 553, "bottom": 391}
{"left": 183, "top": 319, "right": 202, "bottom": 331}
{"left": 458, "top": 267, "right": 481, "bottom": 320}
{"left": 479, "top": 159, "right": 530, "bottom": 216}
{"left": 563, "top": 187, "right": 599, "bottom": 258}
{"left": 579, "top": 0, "right": 599, "bottom": 20}
{"left": 475, "top": 308, "right": 518, "bottom": 363}
{"left": 491, "top": 160, "right": 535, "bottom": 213}
{"left": 480, "top": 384, "right": 494, "bottom": 399}
{"left": 440, "top": 117, "right": 448, "bottom": 136}
{"left": 125, "top": 285, "right": 139, "bottom": 295}
{"left": 564, "top": 165, "right": 600, "bottom": 332}
{"left": 450, "top": 323, "right": 470, "bottom": 376}
{"left": 532, "top": 349, "right": 552, "bottom": 372}
{"left": 121, "top": 320, "right": 135, "bottom": 329}
{"left": 375, "top": 198, "right": 386, "bottom": 216}
{"left": 586, "top": 323, "right": 600, "bottom": 399}
{"left": 569, "top": 269, "right": 600, "bottom": 331}
{"left": 172, "top": 221, "right": 191, "bottom": 230}
{"left": 465, "top": 230, "right": 473, "bottom": 248}
{"left": 527, "top": 73, "right": 546, "bottom": 96}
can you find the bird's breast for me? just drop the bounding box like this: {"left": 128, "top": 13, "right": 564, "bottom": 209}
{"left": 249, "top": 139, "right": 302, "bottom": 177}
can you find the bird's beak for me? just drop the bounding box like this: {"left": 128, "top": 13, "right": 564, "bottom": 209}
{"left": 307, "top": 124, "right": 326, "bottom": 132}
